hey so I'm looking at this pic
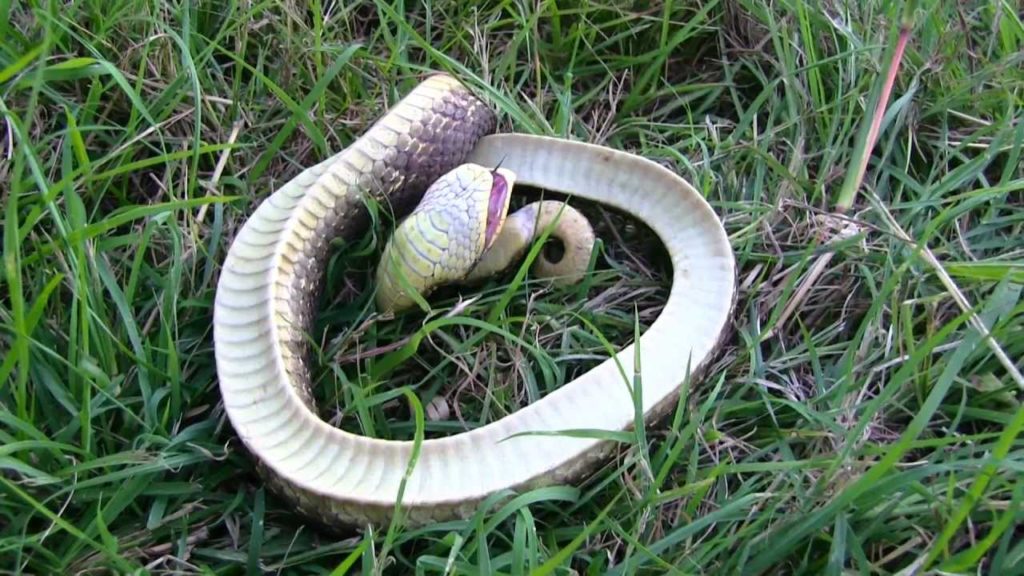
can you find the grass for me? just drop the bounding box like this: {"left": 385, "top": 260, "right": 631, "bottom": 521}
{"left": 1, "top": 0, "right": 1022, "bottom": 574}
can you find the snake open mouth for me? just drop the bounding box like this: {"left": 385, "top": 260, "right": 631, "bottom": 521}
{"left": 484, "top": 171, "right": 510, "bottom": 248}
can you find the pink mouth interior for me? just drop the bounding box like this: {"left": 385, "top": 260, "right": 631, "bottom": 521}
{"left": 484, "top": 172, "right": 509, "bottom": 246}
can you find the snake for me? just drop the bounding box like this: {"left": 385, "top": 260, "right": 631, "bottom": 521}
{"left": 213, "top": 73, "right": 736, "bottom": 527}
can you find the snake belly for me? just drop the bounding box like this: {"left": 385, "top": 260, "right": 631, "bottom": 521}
{"left": 213, "top": 74, "right": 736, "bottom": 527}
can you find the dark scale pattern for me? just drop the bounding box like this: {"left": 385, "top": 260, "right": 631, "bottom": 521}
{"left": 398, "top": 89, "right": 497, "bottom": 209}
{"left": 272, "top": 78, "right": 497, "bottom": 413}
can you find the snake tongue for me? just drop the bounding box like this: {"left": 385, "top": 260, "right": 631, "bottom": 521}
{"left": 484, "top": 168, "right": 514, "bottom": 249}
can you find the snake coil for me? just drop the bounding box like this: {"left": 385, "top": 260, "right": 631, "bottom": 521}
{"left": 214, "top": 74, "right": 736, "bottom": 527}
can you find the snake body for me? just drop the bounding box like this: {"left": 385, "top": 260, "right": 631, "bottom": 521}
{"left": 214, "top": 74, "right": 735, "bottom": 527}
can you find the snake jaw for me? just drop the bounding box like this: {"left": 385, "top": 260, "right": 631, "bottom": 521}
{"left": 373, "top": 163, "right": 516, "bottom": 313}
{"left": 484, "top": 167, "right": 515, "bottom": 251}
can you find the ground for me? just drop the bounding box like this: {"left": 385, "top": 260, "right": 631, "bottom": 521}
{"left": 1, "top": 1, "right": 1022, "bottom": 574}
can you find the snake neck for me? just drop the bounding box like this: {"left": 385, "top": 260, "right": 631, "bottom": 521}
{"left": 463, "top": 200, "right": 596, "bottom": 285}
{"left": 268, "top": 76, "right": 497, "bottom": 408}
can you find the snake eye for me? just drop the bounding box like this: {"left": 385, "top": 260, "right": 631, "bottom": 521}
{"left": 484, "top": 172, "right": 509, "bottom": 247}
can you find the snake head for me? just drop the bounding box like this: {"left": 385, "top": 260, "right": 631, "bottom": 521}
{"left": 375, "top": 163, "right": 517, "bottom": 313}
